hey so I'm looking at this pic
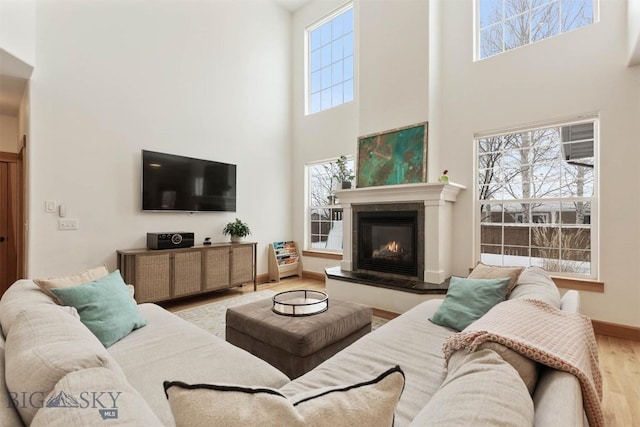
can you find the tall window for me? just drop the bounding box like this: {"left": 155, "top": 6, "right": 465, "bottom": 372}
{"left": 477, "top": 0, "right": 596, "bottom": 60}
{"left": 307, "top": 4, "right": 354, "bottom": 115}
{"left": 476, "top": 117, "right": 597, "bottom": 278}
{"left": 306, "top": 157, "right": 354, "bottom": 252}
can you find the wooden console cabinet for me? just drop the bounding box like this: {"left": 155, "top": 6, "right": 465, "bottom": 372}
{"left": 116, "top": 242, "right": 256, "bottom": 303}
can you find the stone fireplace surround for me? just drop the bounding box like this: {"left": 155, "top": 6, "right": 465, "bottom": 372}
{"left": 326, "top": 182, "right": 465, "bottom": 313}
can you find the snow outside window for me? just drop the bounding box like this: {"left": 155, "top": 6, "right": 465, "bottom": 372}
{"left": 476, "top": 117, "right": 597, "bottom": 278}
{"left": 306, "top": 157, "right": 354, "bottom": 253}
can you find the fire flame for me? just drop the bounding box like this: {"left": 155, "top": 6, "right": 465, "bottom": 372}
{"left": 386, "top": 241, "right": 399, "bottom": 252}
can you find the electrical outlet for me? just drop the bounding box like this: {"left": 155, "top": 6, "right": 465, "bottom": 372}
{"left": 58, "top": 219, "right": 79, "bottom": 230}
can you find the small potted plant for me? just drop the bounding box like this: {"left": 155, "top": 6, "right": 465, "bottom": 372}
{"left": 223, "top": 218, "right": 251, "bottom": 243}
{"left": 333, "top": 155, "right": 355, "bottom": 189}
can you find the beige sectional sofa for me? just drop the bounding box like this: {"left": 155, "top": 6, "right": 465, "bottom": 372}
{"left": 0, "top": 267, "right": 587, "bottom": 426}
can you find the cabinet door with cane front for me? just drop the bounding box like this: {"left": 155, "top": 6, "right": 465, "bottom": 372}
{"left": 203, "top": 247, "right": 230, "bottom": 291}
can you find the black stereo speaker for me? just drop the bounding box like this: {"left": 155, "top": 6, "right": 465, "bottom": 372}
{"left": 147, "top": 232, "right": 195, "bottom": 250}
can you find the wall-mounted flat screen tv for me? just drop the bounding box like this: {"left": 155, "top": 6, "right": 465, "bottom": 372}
{"left": 142, "top": 150, "right": 236, "bottom": 212}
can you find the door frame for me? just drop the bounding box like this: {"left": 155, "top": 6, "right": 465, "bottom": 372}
{"left": 0, "top": 144, "right": 26, "bottom": 286}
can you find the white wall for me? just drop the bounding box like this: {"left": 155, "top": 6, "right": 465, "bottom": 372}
{"left": 0, "top": 114, "right": 18, "bottom": 152}
{"left": 29, "top": 0, "right": 292, "bottom": 277}
{"left": 628, "top": 0, "right": 640, "bottom": 65}
{"left": 292, "top": 0, "right": 431, "bottom": 272}
{"left": 358, "top": 0, "right": 430, "bottom": 139}
{"left": 291, "top": 0, "right": 359, "bottom": 273}
{"left": 0, "top": 0, "right": 36, "bottom": 66}
{"left": 438, "top": 0, "right": 640, "bottom": 327}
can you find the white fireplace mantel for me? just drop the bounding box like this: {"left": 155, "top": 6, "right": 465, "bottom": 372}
{"left": 334, "top": 182, "right": 466, "bottom": 284}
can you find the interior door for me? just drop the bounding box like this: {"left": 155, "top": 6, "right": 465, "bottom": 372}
{"left": 0, "top": 162, "right": 10, "bottom": 294}
{"left": 0, "top": 159, "right": 19, "bottom": 296}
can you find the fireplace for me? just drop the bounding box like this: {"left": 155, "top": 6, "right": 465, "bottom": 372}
{"left": 357, "top": 211, "right": 418, "bottom": 277}
{"left": 352, "top": 203, "right": 425, "bottom": 281}
{"left": 326, "top": 183, "right": 464, "bottom": 312}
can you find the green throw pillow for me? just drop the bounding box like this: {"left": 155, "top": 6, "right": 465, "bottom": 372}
{"left": 51, "top": 270, "right": 146, "bottom": 347}
{"left": 430, "top": 276, "right": 511, "bottom": 331}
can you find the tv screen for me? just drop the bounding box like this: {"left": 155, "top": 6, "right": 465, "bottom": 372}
{"left": 142, "top": 150, "right": 236, "bottom": 212}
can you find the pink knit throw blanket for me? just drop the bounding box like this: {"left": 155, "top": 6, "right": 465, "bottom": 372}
{"left": 442, "top": 299, "right": 603, "bottom": 427}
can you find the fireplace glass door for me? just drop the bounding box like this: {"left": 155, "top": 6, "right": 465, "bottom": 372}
{"left": 357, "top": 211, "right": 418, "bottom": 277}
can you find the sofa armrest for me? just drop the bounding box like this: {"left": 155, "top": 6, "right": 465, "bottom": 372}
{"left": 560, "top": 290, "right": 580, "bottom": 313}
{"left": 533, "top": 367, "right": 584, "bottom": 427}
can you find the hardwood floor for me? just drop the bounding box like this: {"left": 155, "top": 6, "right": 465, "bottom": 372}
{"left": 597, "top": 334, "right": 640, "bottom": 426}
{"left": 163, "top": 277, "right": 639, "bottom": 426}
{"left": 162, "top": 276, "right": 328, "bottom": 312}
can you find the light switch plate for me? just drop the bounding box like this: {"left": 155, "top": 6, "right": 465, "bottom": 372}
{"left": 45, "top": 200, "right": 57, "bottom": 213}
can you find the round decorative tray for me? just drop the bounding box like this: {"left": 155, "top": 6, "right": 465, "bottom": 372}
{"left": 272, "top": 290, "right": 329, "bottom": 317}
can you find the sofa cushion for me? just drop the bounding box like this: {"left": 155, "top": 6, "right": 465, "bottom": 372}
{"left": 410, "top": 349, "right": 534, "bottom": 426}
{"left": 51, "top": 270, "right": 146, "bottom": 347}
{"left": 4, "top": 307, "right": 124, "bottom": 425}
{"left": 280, "top": 299, "right": 451, "bottom": 426}
{"left": 0, "top": 280, "right": 66, "bottom": 336}
{"left": 0, "top": 334, "right": 23, "bottom": 427}
{"left": 509, "top": 267, "right": 561, "bottom": 308}
{"left": 164, "top": 366, "right": 405, "bottom": 427}
{"left": 468, "top": 262, "right": 524, "bottom": 294}
{"left": 533, "top": 367, "right": 585, "bottom": 427}
{"left": 430, "top": 276, "right": 511, "bottom": 331}
{"left": 33, "top": 265, "right": 109, "bottom": 303}
{"left": 108, "top": 303, "right": 290, "bottom": 426}
{"left": 31, "top": 367, "right": 163, "bottom": 427}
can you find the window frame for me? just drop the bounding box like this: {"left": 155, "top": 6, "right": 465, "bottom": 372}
{"left": 475, "top": 0, "right": 599, "bottom": 61}
{"left": 305, "top": 2, "right": 354, "bottom": 115}
{"left": 304, "top": 156, "right": 354, "bottom": 254}
{"left": 474, "top": 115, "right": 599, "bottom": 280}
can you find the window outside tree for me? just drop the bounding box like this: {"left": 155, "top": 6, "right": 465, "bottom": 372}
{"left": 306, "top": 157, "right": 355, "bottom": 252}
{"left": 478, "top": 0, "right": 596, "bottom": 59}
{"left": 476, "top": 119, "right": 597, "bottom": 277}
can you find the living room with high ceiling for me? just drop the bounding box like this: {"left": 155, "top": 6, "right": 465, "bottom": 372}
{"left": 0, "top": 0, "right": 639, "bottom": 425}
{"left": 293, "top": 0, "right": 640, "bottom": 333}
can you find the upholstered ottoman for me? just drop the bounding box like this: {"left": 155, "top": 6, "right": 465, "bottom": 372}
{"left": 225, "top": 297, "right": 372, "bottom": 379}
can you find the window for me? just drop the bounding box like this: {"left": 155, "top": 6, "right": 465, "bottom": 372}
{"left": 477, "top": 0, "right": 596, "bottom": 60}
{"left": 476, "top": 117, "right": 597, "bottom": 277}
{"left": 306, "top": 157, "right": 354, "bottom": 252}
{"left": 307, "top": 4, "right": 354, "bottom": 114}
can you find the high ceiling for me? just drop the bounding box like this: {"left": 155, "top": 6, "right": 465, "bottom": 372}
{"left": 0, "top": 0, "right": 310, "bottom": 117}
{"left": 274, "top": 0, "right": 310, "bottom": 13}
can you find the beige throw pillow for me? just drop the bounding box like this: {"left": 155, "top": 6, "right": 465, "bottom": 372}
{"left": 34, "top": 266, "right": 109, "bottom": 304}
{"left": 468, "top": 262, "right": 524, "bottom": 294}
{"left": 164, "top": 366, "right": 405, "bottom": 427}
{"left": 477, "top": 341, "right": 540, "bottom": 395}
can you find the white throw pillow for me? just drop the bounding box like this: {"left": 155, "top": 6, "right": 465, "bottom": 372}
{"left": 34, "top": 265, "right": 109, "bottom": 304}
{"left": 164, "top": 366, "right": 405, "bottom": 427}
